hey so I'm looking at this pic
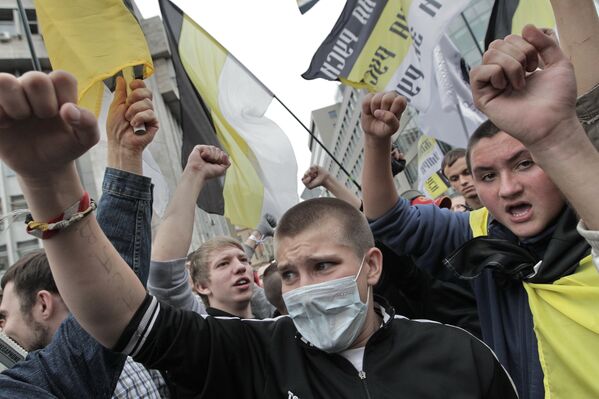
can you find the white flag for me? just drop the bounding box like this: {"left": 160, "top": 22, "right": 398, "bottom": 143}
{"left": 415, "top": 35, "right": 487, "bottom": 148}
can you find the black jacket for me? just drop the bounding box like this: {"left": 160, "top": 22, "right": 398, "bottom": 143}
{"left": 375, "top": 242, "right": 481, "bottom": 337}
{"left": 116, "top": 295, "right": 517, "bottom": 398}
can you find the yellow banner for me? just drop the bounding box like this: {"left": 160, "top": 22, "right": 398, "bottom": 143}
{"left": 345, "top": 0, "right": 413, "bottom": 91}
{"left": 36, "top": 0, "right": 153, "bottom": 115}
{"left": 512, "top": 0, "right": 555, "bottom": 35}
{"left": 417, "top": 135, "right": 448, "bottom": 199}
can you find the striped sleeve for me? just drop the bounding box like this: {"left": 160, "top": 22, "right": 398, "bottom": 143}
{"left": 113, "top": 294, "right": 160, "bottom": 356}
{"left": 110, "top": 292, "right": 275, "bottom": 396}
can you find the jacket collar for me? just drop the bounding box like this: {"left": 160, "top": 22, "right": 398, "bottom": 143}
{"left": 445, "top": 206, "right": 590, "bottom": 285}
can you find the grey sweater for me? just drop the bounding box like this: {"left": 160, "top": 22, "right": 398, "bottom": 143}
{"left": 147, "top": 258, "right": 275, "bottom": 318}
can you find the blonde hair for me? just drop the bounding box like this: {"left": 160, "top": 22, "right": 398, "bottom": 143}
{"left": 187, "top": 236, "right": 244, "bottom": 306}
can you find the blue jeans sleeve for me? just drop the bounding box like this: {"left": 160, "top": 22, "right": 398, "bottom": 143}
{"left": 0, "top": 168, "right": 153, "bottom": 399}
{"left": 97, "top": 167, "right": 153, "bottom": 286}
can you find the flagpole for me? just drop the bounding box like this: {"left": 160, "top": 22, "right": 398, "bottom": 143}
{"left": 16, "top": 0, "right": 41, "bottom": 71}
{"left": 460, "top": 12, "right": 483, "bottom": 56}
{"left": 273, "top": 95, "right": 362, "bottom": 191}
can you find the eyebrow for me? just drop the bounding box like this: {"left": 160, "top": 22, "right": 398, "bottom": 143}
{"left": 277, "top": 253, "right": 341, "bottom": 269}
{"left": 473, "top": 149, "right": 530, "bottom": 174}
{"left": 275, "top": 263, "right": 292, "bottom": 274}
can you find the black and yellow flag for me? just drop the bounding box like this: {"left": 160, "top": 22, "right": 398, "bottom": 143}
{"left": 484, "top": 0, "right": 554, "bottom": 49}
{"left": 160, "top": 0, "right": 225, "bottom": 215}
{"left": 160, "top": 0, "right": 298, "bottom": 227}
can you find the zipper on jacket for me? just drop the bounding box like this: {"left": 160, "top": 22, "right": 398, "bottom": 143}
{"left": 358, "top": 370, "right": 372, "bottom": 399}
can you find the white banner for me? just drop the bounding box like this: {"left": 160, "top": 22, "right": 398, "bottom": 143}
{"left": 385, "top": 0, "right": 471, "bottom": 110}
{"left": 415, "top": 35, "right": 487, "bottom": 147}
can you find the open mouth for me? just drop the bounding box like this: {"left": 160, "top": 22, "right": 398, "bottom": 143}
{"left": 233, "top": 277, "right": 251, "bottom": 287}
{"left": 506, "top": 202, "right": 532, "bottom": 222}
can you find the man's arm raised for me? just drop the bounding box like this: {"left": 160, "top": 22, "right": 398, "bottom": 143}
{"left": 0, "top": 71, "right": 148, "bottom": 348}
{"left": 106, "top": 76, "right": 158, "bottom": 176}
{"left": 302, "top": 165, "right": 362, "bottom": 209}
{"left": 151, "top": 145, "right": 229, "bottom": 261}
{"left": 471, "top": 25, "right": 599, "bottom": 230}
{"left": 360, "top": 92, "right": 407, "bottom": 219}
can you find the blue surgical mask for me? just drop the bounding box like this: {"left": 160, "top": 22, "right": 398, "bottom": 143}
{"left": 282, "top": 256, "right": 369, "bottom": 353}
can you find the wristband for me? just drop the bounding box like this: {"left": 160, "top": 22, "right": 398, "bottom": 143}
{"left": 26, "top": 192, "right": 97, "bottom": 239}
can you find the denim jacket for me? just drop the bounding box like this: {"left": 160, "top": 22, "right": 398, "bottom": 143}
{"left": 0, "top": 168, "right": 153, "bottom": 399}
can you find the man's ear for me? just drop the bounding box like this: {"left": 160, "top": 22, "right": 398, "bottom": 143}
{"left": 194, "top": 281, "right": 211, "bottom": 297}
{"left": 365, "top": 247, "right": 383, "bottom": 287}
{"left": 35, "top": 290, "right": 55, "bottom": 320}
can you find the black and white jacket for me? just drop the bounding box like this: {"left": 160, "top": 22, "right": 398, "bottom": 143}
{"left": 114, "top": 295, "right": 517, "bottom": 399}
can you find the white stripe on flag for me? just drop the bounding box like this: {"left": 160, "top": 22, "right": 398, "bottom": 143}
{"left": 218, "top": 55, "right": 299, "bottom": 220}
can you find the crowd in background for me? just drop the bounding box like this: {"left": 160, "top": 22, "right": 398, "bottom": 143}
{"left": 0, "top": 1, "right": 599, "bottom": 398}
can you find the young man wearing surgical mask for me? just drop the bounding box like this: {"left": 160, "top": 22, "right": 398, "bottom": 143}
{"left": 117, "top": 199, "right": 517, "bottom": 397}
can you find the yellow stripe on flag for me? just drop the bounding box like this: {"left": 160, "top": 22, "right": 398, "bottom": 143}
{"left": 179, "top": 15, "right": 263, "bottom": 227}
{"left": 524, "top": 257, "right": 599, "bottom": 397}
{"left": 36, "top": 0, "right": 153, "bottom": 116}
{"left": 511, "top": 0, "right": 555, "bottom": 35}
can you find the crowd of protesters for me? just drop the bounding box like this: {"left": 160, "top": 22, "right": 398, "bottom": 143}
{"left": 0, "top": 0, "right": 599, "bottom": 398}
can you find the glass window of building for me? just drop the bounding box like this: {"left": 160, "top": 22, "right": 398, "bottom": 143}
{"left": 0, "top": 9, "right": 16, "bottom": 36}
{"left": 447, "top": 0, "right": 493, "bottom": 67}
{"left": 17, "top": 239, "right": 39, "bottom": 259}
{"left": 25, "top": 9, "right": 38, "bottom": 35}
{"left": 10, "top": 195, "right": 27, "bottom": 211}
{"left": 0, "top": 244, "right": 8, "bottom": 273}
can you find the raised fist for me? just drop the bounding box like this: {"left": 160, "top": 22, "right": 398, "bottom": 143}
{"left": 0, "top": 70, "right": 99, "bottom": 181}
{"left": 302, "top": 165, "right": 329, "bottom": 189}
{"left": 186, "top": 145, "right": 230, "bottom": 180}
{"left": 470, "top": 25, "right": 577, "bottom": 147}
{"left": 360, "top": 92, "right": 407, "bottom": 141}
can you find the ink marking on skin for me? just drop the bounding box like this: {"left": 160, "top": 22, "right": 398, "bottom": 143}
{"left": 78, "top": 220, "right": 99, "bottom": 245}
{"left": 108, "top": 271, "right": 137, "bottom": 311}
{"left": 92, "top": 245, "right": 113, "bottom": 275}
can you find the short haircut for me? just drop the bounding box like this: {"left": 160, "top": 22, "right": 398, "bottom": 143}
{"left": 466, "top": 120, "right": 502, "bottom": 171}
{"left": 0, "top": 250, "right": 58, "bottom": 314}
{"left": 441, "top": 148, "right": 467, "bottom": 178}
{"left": 188, "top": 236, "right": 244, "bottom": 306}
{"left": 275, "top": 197, "right": 374, "bottom": 258}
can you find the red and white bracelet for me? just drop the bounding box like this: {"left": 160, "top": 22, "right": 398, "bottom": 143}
{"left": 26, "top": 192, "right": 97, "bottom": 239}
